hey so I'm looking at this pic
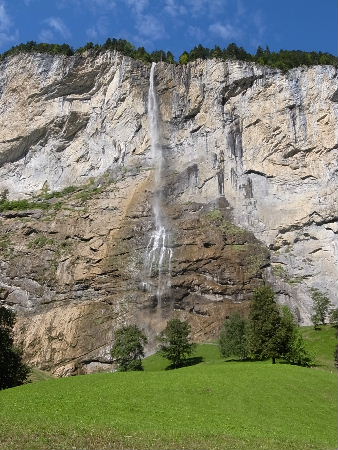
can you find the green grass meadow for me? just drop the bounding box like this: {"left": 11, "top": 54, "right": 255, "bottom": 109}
{"left": 0, "top": 327, "right": 336, "bottom": 450}
{"left": 301, "top": 325, "right": 337, "bottom": 370}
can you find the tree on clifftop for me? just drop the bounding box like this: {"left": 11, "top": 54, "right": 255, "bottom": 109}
{"left": 111, "top": 325, "right": 148, "bottom": 371}
{"left": 0, "top": 306, "right": 30, "bottom": 390}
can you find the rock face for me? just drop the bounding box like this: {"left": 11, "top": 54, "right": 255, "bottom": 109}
{"left": 0, "top": 51, "right": 337, "bottom": 375}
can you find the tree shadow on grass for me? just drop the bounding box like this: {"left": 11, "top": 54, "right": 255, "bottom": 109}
{"left": 223, "top": 357, "right": 256, "bottom": 363}
{"left": 165, "top": 356, "right": 204, "bottom": 370}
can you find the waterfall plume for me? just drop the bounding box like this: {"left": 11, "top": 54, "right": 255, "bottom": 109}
{"left": 143, "top": 62, "right": 172, "bottom": 306}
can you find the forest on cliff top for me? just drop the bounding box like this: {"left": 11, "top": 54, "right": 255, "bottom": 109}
{"left": 1, "top": 38, "right": 337, "bottom": 71}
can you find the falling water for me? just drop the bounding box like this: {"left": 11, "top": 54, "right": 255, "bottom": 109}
{"left": 143, "top": 62, "right": 172, "bottom": 306}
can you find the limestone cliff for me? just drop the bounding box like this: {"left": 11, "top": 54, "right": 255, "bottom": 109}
{"left": 0, "top": 51, "right": 337, "bottom": 375}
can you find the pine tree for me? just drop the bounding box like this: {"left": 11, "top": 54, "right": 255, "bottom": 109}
{"left": 284, "top": 332, "right": 313, "bottom": 367}
{"left": 111, "top": 325, "right": 148, "bottom": 372}
{"left": 249, "top": 285, "right": 282, "bottom": 364}
{"left": 179, "top": 51, "right": 189, "bottom": 64}
{"left": 219, "top": 313, "right": 249, "bottom": 360}
{"left": 278, "top": 306, "right": 313, "bottom": 367}
{"left": 0, "top": 306, "right": 30, "bottom": 390}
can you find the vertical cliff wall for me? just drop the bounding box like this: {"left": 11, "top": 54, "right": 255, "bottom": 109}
{"left": 0, "top": 51, "right": 337, "bottom": 374}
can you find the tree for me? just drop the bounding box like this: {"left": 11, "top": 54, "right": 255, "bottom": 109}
{"left": 311, "top": 288, "right": 331, "bottom": 328}
{"left": 219, "top": 313, "right": 249, "bottom": 360}
{"left": 166, "top": 51, "right": 175, "bottom": 64}
{"left": 273, "top": 305, "right": 296, "bottom": 358}
{"left": 329, "top": 307, "right": 338, "bottom": 328}
{"left": 284, "top": 332, "right": 313, "bottom": 367}
{"left": 158, "top": 319, "right": 195, "bottom": 368}
{"left": 249, "top": 285, "right": 282, "bottom": 363}
{"left": 0, "top": 306, "right": 30, "bottom": 390}
{"left": 278, "top": 306, "right": 313, "bottom": 367}
{"left": 111, "top": 325, "right": 148, "bottom": 372}
{"left": 179, "top": 51, "right": 189, "bottom": 64}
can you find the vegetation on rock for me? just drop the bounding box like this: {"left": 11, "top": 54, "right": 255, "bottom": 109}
{"left": 1, "top": 39, "right": 337, "bottom": 70}
{"left": 0, "top": 199, "right": 49, "bottom": 212}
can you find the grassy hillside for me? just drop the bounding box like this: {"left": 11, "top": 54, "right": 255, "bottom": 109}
{"left": 29, "top": 368, "right": 55, "bottom": 383}
{"left": 0, "top": 327, "right": 336, "bottom": 450}
{"left": 300, "top": 325, "right": 337, "bottom": 371}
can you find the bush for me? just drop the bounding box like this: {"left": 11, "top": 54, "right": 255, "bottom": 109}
{"left": 219, "top": 313, "right": 249, "bottom": 360}
{"left": 0, "top": 199, "right": 49, "bottom": 212}
{"left": 158, "top": 319, "right": 195, "bottom": 368}
{"left": 111, "top": 325, "right": 147, "bottom": 372}
{"left": 0, "top": 306, "right": 30, "bottom": 390}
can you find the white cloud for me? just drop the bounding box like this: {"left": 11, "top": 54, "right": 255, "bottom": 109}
{"left": 136, "top": 14, "right": 165, "bottom": 40}
{"left": 187, "top": 25, "right": 205, "bottom": 41}
{"left": 0, "top": 1, "right": 11, "bottom": 30}
{"left": 183, "top": 0, "right": 226, "bottom": 17}
{"left": 38, "top": 28, "right": 54, "bottom": 43}
{"left": 252, "top": 10, "right": 266, "bottom": 38}
{"left": 209, "top": 22, "right": 238, "bottom": 40}
{"left": 86, "top": 16, "right": 109, "bottom": 40}
{"left": 236, "top": 0, "right": 245, "bottom": 16}
{"left": 0, "top": 1, "right": 19, "bottom": 49}
{"left": 38, "top": 17, "right": 71, "bottom": 43}
{"left": 58, "top": 0, "right": 115, "bottom": 11}
{"left": 125, "top": 0, "right": 148, "bottom": 15}
{"left": 86, "top": 26, "right": 98, "bottom": 40}
{"left": 44, "top": 17, "right": 71, "bottom": 39}
{"left": 164, "top": 0, "right": 186, "bottom": 16}
{"left": 122, "top": 0, "right": 166, "bottom": 43}
{"left": 249, "top": 10, "right": 266, "bottom": 49}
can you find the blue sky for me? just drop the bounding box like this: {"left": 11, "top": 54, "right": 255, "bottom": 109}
{"left": 0, "top": 0, "right": 336, "bottom": 57}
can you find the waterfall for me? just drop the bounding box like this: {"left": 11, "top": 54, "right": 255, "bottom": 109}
{"left": 143, "top": 62, "right": 172, "bottom": 306}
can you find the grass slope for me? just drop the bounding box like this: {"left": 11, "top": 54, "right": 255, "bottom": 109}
{"left": 0, "top": 331, "right": 337, "bottom": 450}
{"left": 29, "top": 368, "right": 55, "bottom": 383}
{"left": 300, "top": 325, "right": 337, "bottom": 371}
